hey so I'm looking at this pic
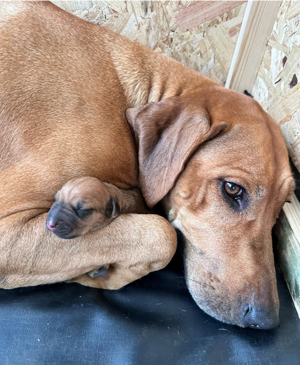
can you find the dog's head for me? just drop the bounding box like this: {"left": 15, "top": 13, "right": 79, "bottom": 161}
{"left": 126, "top": 86, "right": 294, "bottom": 329}
{"left": 46, "top": 177, "right": 119, "bottom": 239}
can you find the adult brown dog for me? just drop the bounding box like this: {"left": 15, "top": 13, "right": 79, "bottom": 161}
{"left": 0, "top": 2, "right": 294, "bottom": 329}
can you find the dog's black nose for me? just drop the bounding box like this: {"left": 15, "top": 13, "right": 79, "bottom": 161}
{"left": 243, "top": 304, "right": 279, "bottom": 330}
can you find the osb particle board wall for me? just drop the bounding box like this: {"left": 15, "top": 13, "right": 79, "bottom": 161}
{"left": 52, "top": 1, "right": 247, "bottom": 86}
{"left": 252, "top": 0, "right": 300, "bottom": 171}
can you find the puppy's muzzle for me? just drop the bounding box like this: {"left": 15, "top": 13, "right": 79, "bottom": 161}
{"left": 46, "top": 205, "right": 77, "bottom": 239}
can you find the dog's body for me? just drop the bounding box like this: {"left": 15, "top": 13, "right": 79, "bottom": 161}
{"left": 0, "top": 2, "right": 294, "bottom": 329}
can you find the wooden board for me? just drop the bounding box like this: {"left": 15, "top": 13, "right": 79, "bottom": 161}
{"left": 275, "top": 195, "right": 300, "bottom": 317}
{"left": 252, "top": 0, "right": 300, "bottom": 171}
{"left": 176, "top": 1, "right": 247, "bottom": 31}
{"left": 282, "top": 194, "right": 300, "bottom": 245}
{"left": 226, "top": 0, "right": 282, "bottom": 93}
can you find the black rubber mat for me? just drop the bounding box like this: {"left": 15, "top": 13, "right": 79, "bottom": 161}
{"left": 0, "top": 249, "right": 299, "bottom": 365}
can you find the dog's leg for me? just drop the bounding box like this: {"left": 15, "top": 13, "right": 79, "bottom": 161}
{"left": 72, "top": 211, "right": 177, "bottom": 289}
{"left": 0, "top": 213, "right": 176, "bottom": 289}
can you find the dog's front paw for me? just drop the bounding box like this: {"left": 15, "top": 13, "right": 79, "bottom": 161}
{"left": 87, "top": 266, "right": 109, "bottom": 279}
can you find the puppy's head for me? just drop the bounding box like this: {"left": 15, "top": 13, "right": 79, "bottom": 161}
{"left": 46, "top": 177, "right": 119, "bottom": 239}
{"left": 126, "top": 86, "right": 294, "bottom": 329}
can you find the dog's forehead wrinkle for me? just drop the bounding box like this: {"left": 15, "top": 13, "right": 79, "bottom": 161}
{"left": 67, "top": 193, "right": 84, "bottom": 208}
{"left": 192, "top": 145, "right": 278, "bottom": 193}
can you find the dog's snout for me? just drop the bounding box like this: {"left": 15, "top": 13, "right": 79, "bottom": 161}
{"left": 243, "top": 304, "right": 279, "bottom": 330}
{"left": 46, "top": 205, "right": 77, "bottom": 238}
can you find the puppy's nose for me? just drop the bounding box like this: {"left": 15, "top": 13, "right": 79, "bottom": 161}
{"left": 243, "top": 304, "right": 279, "bottom": 330}
{"left": 47, "top": 221, "right": 57, "bottom": 231}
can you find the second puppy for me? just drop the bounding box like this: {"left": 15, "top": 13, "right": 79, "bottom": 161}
{"left": 46, "top": 177, "right": 146, "bottom": 239}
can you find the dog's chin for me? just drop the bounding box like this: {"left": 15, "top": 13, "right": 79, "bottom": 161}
{"left": 46, "top": 228, "right": 78, "bottom": 240}
{"left": 186, "top": 277, "right": 280, "bottom": 330}
{"left": 186, "top": 280, "right": 244, "bottom": 327}
{"left": 55, "top": 233, "right": 78, "bottom": 240}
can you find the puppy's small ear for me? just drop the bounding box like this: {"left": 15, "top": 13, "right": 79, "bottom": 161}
{"left": 105, "top": 197, "right": 120, "bottom": 218}
{"left": 126, "top": 95, "right": 228, "bottom": 208}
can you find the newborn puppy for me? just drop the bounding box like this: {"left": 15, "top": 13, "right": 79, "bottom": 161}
{"left": 46, "top": 177, "right": 144, "bottom": 239}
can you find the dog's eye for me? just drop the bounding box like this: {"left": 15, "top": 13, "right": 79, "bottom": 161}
{"left": 222, "top": 181, "right": 247, "bottom": 211}
{"left": 224, "top": 182, "right": 243, "bottom": 197}
{"left": 75, "top": 208, "right": 93, "bottom": 219}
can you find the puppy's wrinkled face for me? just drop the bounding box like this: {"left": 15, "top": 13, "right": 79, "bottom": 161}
{"left": 46, "top": 177, "right": 119, "bottom": 239}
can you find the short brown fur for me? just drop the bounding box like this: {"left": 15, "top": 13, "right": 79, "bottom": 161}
{"left": 0, "top": 2, "right": 294, "bottom": 328}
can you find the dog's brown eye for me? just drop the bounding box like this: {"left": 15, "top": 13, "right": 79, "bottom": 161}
{"left": 221, "top": 180, "right": 247, "bottom": 211}
{"left": 224, "top": 182, "right": 242, "bottom": 196}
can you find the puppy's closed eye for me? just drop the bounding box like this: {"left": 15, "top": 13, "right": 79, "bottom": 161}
{"left": 75, "top": 208, "right": 94, "bottom": 219}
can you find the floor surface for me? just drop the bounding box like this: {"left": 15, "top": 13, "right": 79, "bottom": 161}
{"left": 0, "top": 251, "right": 299, "bottom": 365}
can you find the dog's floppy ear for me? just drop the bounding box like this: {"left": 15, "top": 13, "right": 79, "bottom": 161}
{"left": 105, "top": 197, "right": 120, "bottom": 218}
{"left": 126, "top": 96, "right": 227, "bottom": 208}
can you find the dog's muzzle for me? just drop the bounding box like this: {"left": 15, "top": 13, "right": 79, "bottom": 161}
{"left": 46, "top": 204, "right": 78, "bottom": 239}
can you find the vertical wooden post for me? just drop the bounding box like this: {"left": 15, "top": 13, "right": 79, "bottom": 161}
{"left": 225, "top": 0, "right": 281, "bottom": 93}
